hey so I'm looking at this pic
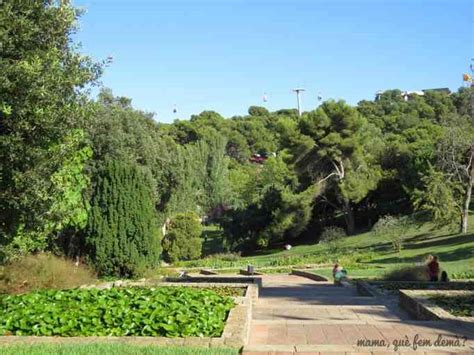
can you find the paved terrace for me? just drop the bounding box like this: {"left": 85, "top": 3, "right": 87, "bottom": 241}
{"left": 243, "top": 275, "right": 474, "bottom": 355}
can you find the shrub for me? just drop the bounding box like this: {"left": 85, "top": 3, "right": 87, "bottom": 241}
{"left": 372, "top": 215, "right": 410, "bottom": 252}
{"left": 86, "top": 160, "right": 161, "bottom": 277}
{"left": 0, "top": 253, "right": 96, "bottom": 294}
{"left": 319, "top": 226, "right": 346, "bottom": 243}
{"left": 205, "top": 252, "right": 241, "bottom": 262}
{"left": 162, "top": 212, "right": 203, "bottom": 263}
{"left": 383, "top": 265, "right": 430, "bottom": 281}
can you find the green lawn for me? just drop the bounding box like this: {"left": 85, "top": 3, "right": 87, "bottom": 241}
{"left": 0, "top": 344, "right": 237, "bottom": 355}
{"left": 185, "top": 214, "right": 474, "bottom": 280}
{"left": 201, "top": 225, "right": 226, "bottom": 256}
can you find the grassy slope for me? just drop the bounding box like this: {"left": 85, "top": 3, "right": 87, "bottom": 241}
{"left": 192, "top": 214, "right": 474, "bottom": 279}
{"left": 201, "top": 225, "right": 226, "bottom": 256}
{"left": 314, "top": 215, "right": 474, "bottom": 279}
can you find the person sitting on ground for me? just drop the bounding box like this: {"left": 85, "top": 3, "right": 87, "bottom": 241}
{"left": 440, "top": 270, "right": 449, "bottom": 282}
{"left": 332, "top": 263, "right": 341, "bottom": 278}
{"left": 333, "top": 263, "right": 347, "bottom": 285}
{"left": 427, "top": 255, "right": 440, "bottom": 282}
{"left": 334, "top": 269, "right": 347, "bottom": 285}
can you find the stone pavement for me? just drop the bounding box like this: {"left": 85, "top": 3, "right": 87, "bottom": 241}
{"left": 243, "top": 275, "right": 474, "bottom": 354}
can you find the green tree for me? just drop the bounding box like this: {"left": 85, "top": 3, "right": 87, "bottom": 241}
{"left": 298, "top": 100, "right": 384, "bottom": 234}
{"left": 88, "top": 89, "right": 178, "bottom": 212}
{"left": 413, "top": 167, "right": 461, "bottom": 228}
{"left": 437, "top": 114, "right": 473, "bottom": 233}
{"left": 222, "top": 184, "right": 319, "bottom": 250}
{"left": 0, "top": 1, "right": 103, "bottom": 260}
{"left": 162, "top": 212, "right": 202, "bottom": 263}
{"left": 248, "top": 106, "right": 270, "bottom": 117}
{"left": 86, "top": 160, "right": 161, "bottom": 276}
{"left": 416, "top": 114, "right": 474, "bottom": 233}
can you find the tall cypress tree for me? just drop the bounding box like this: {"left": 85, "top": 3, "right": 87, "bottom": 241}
{"left": 86, "top": 160, "right": 161, "bottom": 276}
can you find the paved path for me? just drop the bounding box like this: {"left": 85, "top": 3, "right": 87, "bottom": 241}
{"left": 243, "top": 275, "right": 474, "bottom": 354}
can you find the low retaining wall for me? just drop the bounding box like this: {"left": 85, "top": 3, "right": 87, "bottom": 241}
{"left": 239, "top": 269, "right": 263, "bottom": 276}
{"left": 356, "top": 280, "right": 474, "bottom": 298}
{"left": 291, "top": 269, "right": 328, "bottom": 281}
{"left": 399, "top": 289, "right": 474, "bottom": 324}
{"left": 0, "top": 282, "right": 258, "bottom": 349}
{"left": 166, "top": 275, "right": 263, "bottom": 288}
{"left": 200, "top": 269, "right": 218, "bottom": 275}
{"left": 369, "top": 280, "right": 474, "bottom": 290}
{"left": 356, "top": 281, "right": 378, "bottom": 297}
{"left": 399, "top": 290, "right": 440, "bottom": 321}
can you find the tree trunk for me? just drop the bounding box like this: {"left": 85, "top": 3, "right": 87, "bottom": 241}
{"left": 343, "top": 199, "right": 355, "bottom": 235}
{"left": 461, "top": 162, "right": 473, "bottom": 234}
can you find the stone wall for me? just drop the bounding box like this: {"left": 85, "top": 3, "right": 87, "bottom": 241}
{"left": 291, "top": 269, "right": 328, "bottom": 281}
{"left": 399, "top": 289, "right": 474, "bottom": 323}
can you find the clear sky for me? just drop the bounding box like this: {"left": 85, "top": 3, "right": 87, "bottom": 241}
{"left": 73, "top": 0, "right": 473, "bottom": 123}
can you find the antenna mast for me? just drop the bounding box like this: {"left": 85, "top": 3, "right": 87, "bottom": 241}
{"left": 292, "top": 88, "right": 305, "bottom": 117}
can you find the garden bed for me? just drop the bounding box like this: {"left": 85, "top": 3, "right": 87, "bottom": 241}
{"left": 166, "top": 275, "right": 262, "bottom": 288}
{"left": 0, "top": 283, "right": 257, "bottom": 348}
{"left": 0, "top": 286, "right": 234, "bottom": 337}
{"left": 357, "top": 280, "right": 474, "bottom": 297}
{"left": 430, "top": 293, "right": 474, "bottom": 317}
{"left": 399, "top": 290, "right": 474, "bottom": 323}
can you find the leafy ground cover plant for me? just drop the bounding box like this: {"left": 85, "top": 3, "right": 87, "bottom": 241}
{"left": 451, "top": 271, "right": 474, "bottom": 280}
{"left": 201, "top": 287, "right": 245, "bottom": 297}
{"left": 430, "top": 294, "right": 474, "bottom": 317}
{"left": 0, "top": 287, "right": 235, "bottom": 337}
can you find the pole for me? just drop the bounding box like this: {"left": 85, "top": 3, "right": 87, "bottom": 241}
{"left": 292, "top": 88, "right": 305, "bottom": 117}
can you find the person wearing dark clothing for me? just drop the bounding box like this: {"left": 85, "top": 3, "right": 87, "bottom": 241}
{"left": 427, "top": 256, "right": 440, "bottom": 282}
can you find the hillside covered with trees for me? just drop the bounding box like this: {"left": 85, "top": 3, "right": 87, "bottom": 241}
{"left": 1, "top": 1, "right": 473, "bottom": 277}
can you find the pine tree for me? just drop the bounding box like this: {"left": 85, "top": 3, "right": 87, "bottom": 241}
{"left": 86, "top": 160, "right": 161, "bottom": 276}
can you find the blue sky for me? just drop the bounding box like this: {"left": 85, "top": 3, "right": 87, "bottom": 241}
{"left": 73, "top": 0, "right": 472, "bottom": 123}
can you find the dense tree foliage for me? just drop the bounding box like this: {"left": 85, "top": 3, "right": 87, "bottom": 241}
{"left": 0, "top": 1, "right": 102, "bottom": 262}
{"left": 162, "top": 212, "right": 202, "bottom": 263}
{"left": 1, "top": 1, "right": 472, "bottom": 271}
{"left": 298, "top": 100, "right": 384, "bottom": 234}
{"left": 86, "top": 160, "right": 161, "bottom": 276}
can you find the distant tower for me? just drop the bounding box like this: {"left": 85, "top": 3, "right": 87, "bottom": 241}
{"left": 292, "top": 88, "right": 305, "bottom": 117}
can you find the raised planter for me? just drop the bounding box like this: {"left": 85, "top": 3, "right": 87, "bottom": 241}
{"left": 369, "top": 280, "right": 474, "bottom": 290}
{"left": 200, "top": 269, "right": 218, "bottom": 275}
{"left": 291, "top": 269, "right": 328, "bottom": 281}
{"left": 166, "top": 275, "right": 263, "bottom": 288}
{"left": 356, "top": 280, "right": 378, "bottom": 297}
{"left": 0, "top": 282, "right": 258, "bottom": 349}
{"left": 239, "top": 269, "right": 263, "bottom": 276}
{"left": 399, "top": 289, "right": 474, "bottom": 324}
{"left": 356, "top": 280, "right": 474, "bottom": 298}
